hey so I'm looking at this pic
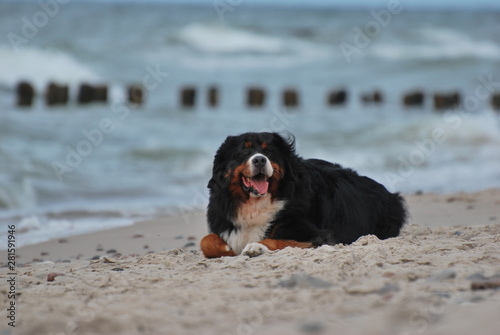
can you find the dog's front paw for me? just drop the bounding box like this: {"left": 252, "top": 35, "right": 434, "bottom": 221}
{"left": 242, "top": 242, "right": 270, "bottom": 257}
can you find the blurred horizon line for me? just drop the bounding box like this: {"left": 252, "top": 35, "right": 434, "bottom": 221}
{"left": 3, "top": 0, "right": 500, "bottom": 11}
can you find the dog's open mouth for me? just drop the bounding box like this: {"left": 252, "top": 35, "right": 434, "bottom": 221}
{"left": 242, "top": 173, "right": 269, "bottom": 196}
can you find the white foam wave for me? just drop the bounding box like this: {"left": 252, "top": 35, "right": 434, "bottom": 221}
{"left": 172, "top": 23, "right": 331, "bottom": 69}
{"left": 18, "top": 215, "right": 42, "bottom": 233}
{"left": 3, "top": 215, "right": 134, "bottom": 248}
{"left": 175, "top": 23, "right": 288, "bottom": 54}
{"left": 372, "top": 28, "right": 500, "bottom": 61}
{"left": 0, "top": 46, "right": 100, "bottom": 90}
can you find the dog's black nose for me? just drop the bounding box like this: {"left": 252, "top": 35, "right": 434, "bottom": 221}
{"left": 252, "top": 155, "right": 267, "bottom": 169}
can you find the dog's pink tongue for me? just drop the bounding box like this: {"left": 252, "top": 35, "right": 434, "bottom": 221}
{"left": 251, "top": 178, "right": 269, "bottom": 194}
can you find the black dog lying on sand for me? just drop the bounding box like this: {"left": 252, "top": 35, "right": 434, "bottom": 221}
{"left": 201, "top": 132, "right": 407, "bottom": 258}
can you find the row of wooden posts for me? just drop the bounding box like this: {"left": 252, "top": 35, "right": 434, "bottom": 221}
{"left": 15, "top": 81, "right": 500, "bottom": 111}
{"left": 16, "top": 82, "right": 144, "bottom": 107}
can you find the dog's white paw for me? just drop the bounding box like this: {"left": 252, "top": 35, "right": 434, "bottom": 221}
{"left": 242, "top": 243, "right": 269, "bottom": 257}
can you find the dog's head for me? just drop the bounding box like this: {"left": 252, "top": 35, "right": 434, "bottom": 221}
{"left": 209, "top": 132, "right": 296, "bottom": 200}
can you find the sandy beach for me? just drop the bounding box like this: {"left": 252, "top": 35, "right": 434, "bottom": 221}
{"left": 1, "top": 189, "right": 500, "bottom": 335}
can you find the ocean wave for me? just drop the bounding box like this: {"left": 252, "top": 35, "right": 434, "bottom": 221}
{"left": 0, "top": 46, "right": 100, "bottom": 89}
{"left": 171, "top": 23, "right": 289, "bottom": 55}
{"left": 0, "top": 214, "right": 136, "bottom": 248}
{"left": 167, "top": 22, "right": 332, "bottom": 69}
{"left": 371, "top": 28, "right": 500, "bottom": 61}
{"left": 0, "top": 202, "right": 170, "bottom": 248}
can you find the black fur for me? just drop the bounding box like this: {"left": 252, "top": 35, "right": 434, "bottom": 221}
{"left": 207, "top": 132, "right": 407, "bottom": 246}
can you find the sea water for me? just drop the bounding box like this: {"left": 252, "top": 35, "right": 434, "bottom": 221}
{"left": 1, "top": 2, "right": 499, "bottom": 247}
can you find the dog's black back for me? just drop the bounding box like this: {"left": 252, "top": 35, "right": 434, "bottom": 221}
{"left": 302, "top": 158, "right": 406, "bottom": 244}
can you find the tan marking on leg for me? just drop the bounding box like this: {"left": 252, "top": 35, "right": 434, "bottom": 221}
{"left": 200, "top": 233, "right": 236, "bottom": 258}
{"left": 258, "top": 239, "right": 313, "bottom": 251}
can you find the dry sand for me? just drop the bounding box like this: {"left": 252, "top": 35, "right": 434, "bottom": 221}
{"left": 1, "top": 190, "right": 500, "bottom": 335}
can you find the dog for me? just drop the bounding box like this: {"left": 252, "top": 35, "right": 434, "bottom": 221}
{"left": 200, "top": 132, "right": 407, "bottom": 258}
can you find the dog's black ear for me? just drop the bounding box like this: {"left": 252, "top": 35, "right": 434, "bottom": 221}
{"left": 271, "top": 132, "right": 296, "bottom": 153}
{"left": 208, "top": 135, "right": 238, "bottom": 194}
{"left": 213, "top": 136, "right": 237, "bottom": 165}
{"left": 211, "top": 136, "right": 234, "bottom": 177}
{"left": 271, "top": 132, "right": 300, "bottom": 181}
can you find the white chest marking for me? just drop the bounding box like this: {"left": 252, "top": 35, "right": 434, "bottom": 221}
{"left": 222, "top": 195, "right": 286, "bottom": 255}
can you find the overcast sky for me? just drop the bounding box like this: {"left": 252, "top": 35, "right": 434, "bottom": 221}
{"left": 93, "top": 0, "right": 500, "bottom": 10}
